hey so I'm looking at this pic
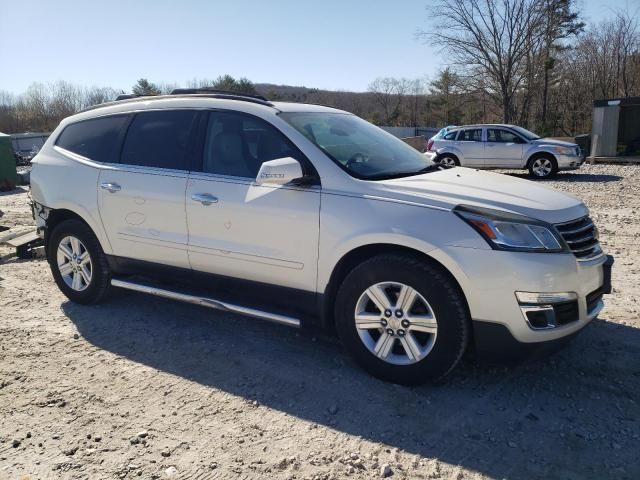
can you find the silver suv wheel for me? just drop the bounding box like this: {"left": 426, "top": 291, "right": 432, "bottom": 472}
{"left": 531, "top": 158, "right": 553, "bottom": 177}
{"left": 354, "top": 281, "right": 438, "bottom": 365}
{"left": 439, "top": 156, "right": 457, "bottom": 168}
{"left": 57, "top": 235, "right": 93, "bottom": 291}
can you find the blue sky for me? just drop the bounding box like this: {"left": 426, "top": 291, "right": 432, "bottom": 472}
{"left": 0, "top": 0, "right": 634, "bottom": 94}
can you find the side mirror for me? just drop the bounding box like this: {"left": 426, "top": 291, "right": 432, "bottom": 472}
{"left": 255, "top": 157, "right": 304, "bottom": 185}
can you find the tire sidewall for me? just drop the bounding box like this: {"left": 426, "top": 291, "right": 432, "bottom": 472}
{"left": 47, "top": 220, "right": 109, "bottom": 304}
{"left": 529, "top": 156, "right": 557, "bottom": 178}
{"left": 335, "top": 255, "right": 468, "bottom": 384}
{"left": 438, "top": 154, "right": 459, "bottom": 167}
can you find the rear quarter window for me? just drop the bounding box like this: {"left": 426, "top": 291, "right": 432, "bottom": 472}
{"left": 443, "top": 131, "right": 457, "bottom": 140}
{"left": 56, "top": 115, "right": 129, "bottom": 163}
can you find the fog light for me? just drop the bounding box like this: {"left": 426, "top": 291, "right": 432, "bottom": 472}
{"left": 516, "top": 292, "right": 579, "bottom": 330}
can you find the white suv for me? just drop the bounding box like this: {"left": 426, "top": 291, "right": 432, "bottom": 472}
{"left": 30, "top": 91, "right": 612, "bottom": 384}
{"left": 426, "top": 124, "right": 585, "bottom": 178}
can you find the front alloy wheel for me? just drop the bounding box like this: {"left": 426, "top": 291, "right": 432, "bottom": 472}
{"left": 355, "top": 282, "right": 438, "bottom": 365}
{"left": 57, "top": 236, "right": 93, "bottom": 291}
{"left": 334, "top": 254, "right": 469, "bottom": 384}
{"left": 530, "top": 157, "right": 555, "bottom": 178}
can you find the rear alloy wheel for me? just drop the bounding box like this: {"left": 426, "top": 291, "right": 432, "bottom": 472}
{"left": 335, "top": 254, "right": 469, "bottom": 384}
{"left": 57, "top": 236, "right": 93, "bottom": 292}
{"left": 48, "top": 219, "right": 112, "bottom": 304}
{"left": 438, "top": 155, "right": 458, "bottom": 168}
{"left": 529, "top": 156, "right": 557, "bottom": 178}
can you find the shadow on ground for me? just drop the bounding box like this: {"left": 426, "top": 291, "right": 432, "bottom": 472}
{"left": 0, "top": 186, "right": 27, "bottom": 197}
{"left": 65, "top": 292, "right": 639, "bottom": 479}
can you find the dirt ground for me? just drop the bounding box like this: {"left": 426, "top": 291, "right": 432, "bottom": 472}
{"left": 0, "top": 164, "right": 638, "bottom": 480}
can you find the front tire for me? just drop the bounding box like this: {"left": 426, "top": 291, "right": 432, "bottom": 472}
{"left": 528, "top": 155, "right": 557, "bottom": 178}
{"left": 47, "top": 219, "right": 112, "bottom": 304}
{"left": 334, "top": 254, "right": 469, "bottom": 384}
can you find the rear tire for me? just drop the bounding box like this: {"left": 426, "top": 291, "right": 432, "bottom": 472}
{"left": 528, "top": 155, "right": 558, "bottom": 178}
{"left": 47, "top": 219, "right": 111, "bottom": 304}
{"left": 437, "top": 154, "right": 459, "bottom": 168}
{"left": 334, "top": 254, "right": 469, "bottom": 384}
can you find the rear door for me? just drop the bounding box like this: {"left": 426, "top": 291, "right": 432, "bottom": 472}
{"left": 455, "top": 128, "right": 485, "bottom": 167}
{"left": 185, "top": 110, "right": 321, "bottom": 292}
{"left": 97, "top": 109, "right": 199, "bottom": 268}
{"left": 484, "top": 128, "right": 526, "bottom": 167}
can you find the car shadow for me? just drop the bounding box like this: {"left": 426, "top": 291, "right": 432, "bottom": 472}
{"left": 504, "top": 172, "right": 623, "bottom": 183}
{"left": 64, "top": 292, "right": 640, "bottom": 479}
{"left": 0, "top": 186, "right": 27, "bottom": 197}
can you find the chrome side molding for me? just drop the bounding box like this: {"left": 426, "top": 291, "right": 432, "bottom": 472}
{"left": 111, "top": 278, "right": 301, "bottom": 328}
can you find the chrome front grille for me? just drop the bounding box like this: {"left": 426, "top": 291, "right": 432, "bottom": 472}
{"left": 555, "top": 216, "right": 602, "bottom": 261}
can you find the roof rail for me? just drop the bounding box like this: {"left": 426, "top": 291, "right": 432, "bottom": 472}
{"left": 170, "top": 88, "right": 269, "bottom": 101}
{"left": 78, "top": 91, "right": 276, "bottom": 114}
{"left": 115, "top": 93, "right": 144, "bottom": 101}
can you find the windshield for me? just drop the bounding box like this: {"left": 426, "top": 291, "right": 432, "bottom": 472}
{"left": 511, "top": 126, "right": 540, "bottom": 141}
{"left": 280, "top": 112, "right": 435, "bottom": 180}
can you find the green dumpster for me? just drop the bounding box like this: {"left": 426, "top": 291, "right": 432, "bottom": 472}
{"left": 0, "top": 132, "right": 18, "bottom": 191}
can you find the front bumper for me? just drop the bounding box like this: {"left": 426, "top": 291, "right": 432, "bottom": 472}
{"left": 557, "top": 153, "right": 586, "bottom": 171}
{"left": 433, "top": 246, "right": 613, "bottom": 346}
{"left": 470, "top": 254, "right": 613, "bottom": 360}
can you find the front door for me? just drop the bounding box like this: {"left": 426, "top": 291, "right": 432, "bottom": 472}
{"left": 98, "top": 110, "right": 199, "bottom": 268}
{"left": 186, "top": 110, "right": 321, "bottom": 292}
{"left": 484, "top": 128, "right": 526, "bottom": 167}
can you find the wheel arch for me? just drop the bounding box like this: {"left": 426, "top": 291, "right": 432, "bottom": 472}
{"left": 44, "top": 208, "right": 109, "bottom": 253}
{"left": 436, "top": 151, "right": 460, "bottom": 165}
{"left": 526, "top": 150, "right": 557, "bottom": 168}
{"left": 321, "top": 243, "right": 471, "bottom": 333}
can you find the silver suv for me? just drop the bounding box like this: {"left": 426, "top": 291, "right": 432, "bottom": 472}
{"left": 426, "top": 124, "right": 584, "bottom": 178}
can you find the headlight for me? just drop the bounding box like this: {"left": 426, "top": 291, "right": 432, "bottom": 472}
{"left": 553, "top": 146, "right": 574, "bottom": 155}
{"left": 454, "top": 205, "right": 566, "bottom": 252}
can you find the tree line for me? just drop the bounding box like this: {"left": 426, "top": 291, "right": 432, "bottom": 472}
{"left": 0, "top": 2, "right": 637, "bottom": 137}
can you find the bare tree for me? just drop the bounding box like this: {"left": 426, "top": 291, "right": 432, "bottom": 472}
{"left": 421, "top": 0, "right": 549, "bottom": 123}
{"left": 368, "top": 77, "right": 410, "bottom": 125}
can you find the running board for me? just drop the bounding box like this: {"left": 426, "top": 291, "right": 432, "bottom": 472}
{"left": 111, "top": 278, "right": 301, "bottom": 328}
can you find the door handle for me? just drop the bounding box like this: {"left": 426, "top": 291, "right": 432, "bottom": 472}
{"left": 191, "top": 193, "right": 218, "bottom": 206}
{"left": 100, "top": 182, "right": 121, "bottom": 193}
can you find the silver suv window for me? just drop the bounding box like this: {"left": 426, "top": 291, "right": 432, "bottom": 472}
{"left": 487, "top": 129, "right": 524, "bottom": 143}
{"left": 443, "top": 131, "right": 458, "bottom": 140}
{"left": 458, "top": 129, "right": 483, "bottom": 142}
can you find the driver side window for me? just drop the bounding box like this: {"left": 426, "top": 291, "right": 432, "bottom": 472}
{"left": 488, "top": 129, "right": 524, "bottom": 144}
{"left": 201, "top": 111, "right": 303, "bottom": 178}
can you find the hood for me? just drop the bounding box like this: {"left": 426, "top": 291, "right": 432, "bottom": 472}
{"left": 370, "top": 167, "right": 587, "bottom": 224}
{"left": 532, "top": 138, "right": 577, "bottom": 148}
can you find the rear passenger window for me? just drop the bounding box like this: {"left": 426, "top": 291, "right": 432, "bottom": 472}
{"left": 458, "top": 129, "right": 482, "bottom": 142}
{"left": 56, "top": 115, "right": 129, "bottom": 163}
{"left": 120, "top": 110, "right": 197, "bottom": 170}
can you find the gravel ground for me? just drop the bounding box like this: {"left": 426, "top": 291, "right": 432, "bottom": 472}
{"left": 0, "top": 164, "right": 638, "bottom": 480}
